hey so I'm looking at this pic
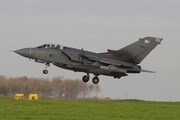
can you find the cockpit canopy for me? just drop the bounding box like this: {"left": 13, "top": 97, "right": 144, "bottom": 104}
{"left": 36, "top": 44, "right": 80, "bottom": 51}
{"left": 37, "top": 44, "right": 64, "bottom": 49}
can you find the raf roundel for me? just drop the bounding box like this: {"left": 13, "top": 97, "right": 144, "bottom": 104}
{"left": 49, "top": 54, "right": 53, "bottom": 57}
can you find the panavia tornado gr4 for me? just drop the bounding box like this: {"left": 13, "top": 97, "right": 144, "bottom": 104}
{"left": 14, "top": 37, "right": 162, "bottom": 84}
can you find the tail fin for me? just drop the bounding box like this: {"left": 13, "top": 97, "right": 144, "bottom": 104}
{"left": 108, "top": 37, "right": 163, "bottom": 64}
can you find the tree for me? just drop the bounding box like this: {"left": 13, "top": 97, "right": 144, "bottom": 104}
{"left": 0, "top": 75, "right": 100, "bottom": 99}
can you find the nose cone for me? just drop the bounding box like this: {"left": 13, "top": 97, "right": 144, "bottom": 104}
{"left": 14, "top": 48, "right": 31, "bottom": 58}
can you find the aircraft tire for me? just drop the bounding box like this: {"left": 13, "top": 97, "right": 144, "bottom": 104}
{"left": 92, "top": 77, "right": 99, "bottom": 84}
{"left": 82, "top": 75, "right": 89, "bottom": 83}
{"left": 43, "top": 70, "right": 48, "bottom": 74}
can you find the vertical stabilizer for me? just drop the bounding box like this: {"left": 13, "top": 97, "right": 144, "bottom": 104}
{"left": 108, "top": 37, "right": 163, "bottom": 64}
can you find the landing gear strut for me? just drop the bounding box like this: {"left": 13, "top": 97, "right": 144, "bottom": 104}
{"left": 43, "top": 63, "right": 50, "bottom": 74}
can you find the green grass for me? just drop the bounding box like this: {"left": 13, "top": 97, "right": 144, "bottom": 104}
{"left": 0, "top": 98, "right": 180, "bottom": 120}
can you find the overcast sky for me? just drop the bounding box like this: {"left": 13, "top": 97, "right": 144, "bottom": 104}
{"left": 1, "top": 0, "right": 180, "bottom": 101}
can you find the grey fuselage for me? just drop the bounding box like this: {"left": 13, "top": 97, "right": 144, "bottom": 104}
{"left": 14, "top": 37, "right": 162, "bottom": 80}
{"left": 16, "top": 45, "right": 140, "bottom": 78}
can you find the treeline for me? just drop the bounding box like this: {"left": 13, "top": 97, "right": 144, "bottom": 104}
{"left": 0, "top": 75, "right": 100, "bottom": 99}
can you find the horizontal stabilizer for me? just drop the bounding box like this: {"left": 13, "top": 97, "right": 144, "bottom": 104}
{"left": 126, "top": 68, "right": 155, "bottom": 73}
{"left": 141, "top": 69, "right": 155, "bottom": 73}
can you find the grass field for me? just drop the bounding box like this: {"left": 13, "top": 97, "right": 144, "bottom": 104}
{"left": 0, "top": 98, "right": 180, "bottom": 120}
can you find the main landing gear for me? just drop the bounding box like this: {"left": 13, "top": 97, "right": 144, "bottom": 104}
{"left": 82, "top": 74, "right": 99, "bottom": 84}
{"left": 92, "top": 77, "right": 99, "bottom": 84}
{"left": 82, "top": 74, "right": 90, "bottom": 83}
{"left": 43, "top": 63, "right": 50, "bottom": 74}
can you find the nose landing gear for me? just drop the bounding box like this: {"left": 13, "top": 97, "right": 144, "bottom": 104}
{"left": 43, "top": 63, "right": 50, "bottom": 74}
{"left": 43, "top": 70, "right": 48, "bottom": 74}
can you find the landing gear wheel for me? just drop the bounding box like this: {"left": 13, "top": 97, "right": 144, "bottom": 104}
{"left": 43, "top": 63, "right": 50, "bottom": 74}
{"left": 82, "top": 75, "right": 90, "bottom": 83}
{"left": 92, "top": 77, "right": 99, "bottom": 84}
{"left": 43, "top": 70, "right": 48, "bottom": 74}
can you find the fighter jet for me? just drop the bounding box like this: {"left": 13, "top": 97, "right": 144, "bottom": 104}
{"left": 14, "top": 37, "right": 162, "bottom": 84}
